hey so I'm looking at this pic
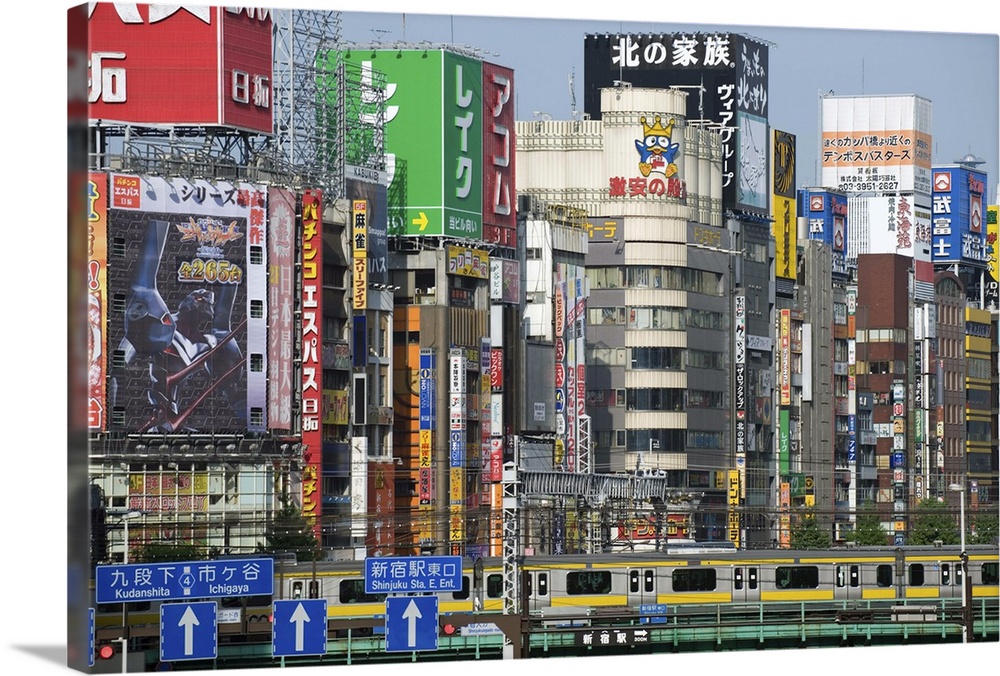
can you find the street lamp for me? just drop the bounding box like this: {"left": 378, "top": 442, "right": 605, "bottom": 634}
{"left": 109, "top": 509, "right": 143, "bottom": 673}
{"left": 948, "top": 482, "right": 968, "bottom": 643}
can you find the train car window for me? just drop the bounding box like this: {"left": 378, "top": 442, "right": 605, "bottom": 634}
{"left": 339, "top": 579, "right": 386, "bottom": 604}
{"left": 486, "top": 573, "right": 504, "bottom": 598}
{"left": 538, "top": 573, "right": 548, "bottom": 597}
{"left": 983, "top": 562, "right": 999, "bottom": 585}
{"left": 734, "top": 567, "right": 743, "bottom": 590}
{"left": 629, "top": 570, "right": 639, "bottom": 593}
{"left": 836, "top": 565, "right": 846, "bottom": 588}
{"left": 567, "top": 570, "right": 612, "bottom": 595}
{"left": 956, "top": 564, "right": 964, "bottom": 586}
{"left": 671, "top": 568, "right": 717, "bottom": 592}
{"left": 220, "top": 596, "right": 242, "bottom": 609}
{"left": 775, "top": 566, "right": 819, "bottom": 589}
{"left": 308, "top": 580, "right": 320, "bottom": 599}
{"left": 644, "top": 569, "right": 654, "bottom": 593}
{"left": 292, "top": 581, "right": 304, "bottom": 599}
{"left": 452, "top": 576, "right": 471, "bottom": 600}
{"left": 942, "top": 563, "right": 951, "bottom": 586}
{"left": 876, "top": 564, "right": 893, "bottom": 587}
{"left": 908, "top": 564, "right": 925, "bottom": 587}
{"left": 526, "top": 575, "right": 532, "bottom": 598}
{"left": 748, "top": 567, "right": 758, "bottom": 590}
{"left": 850, "top": 565, "right": 859, "bottom": 588}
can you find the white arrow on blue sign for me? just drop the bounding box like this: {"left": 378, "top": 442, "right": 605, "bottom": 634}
{"left": 160, "top": 601, "right": 218, "bottom": 662}
{"left": 272, "top": 599, "right": 328, "bottom": 657}
{"left": 385, "top": 596, "right": 438, "bottom": 653}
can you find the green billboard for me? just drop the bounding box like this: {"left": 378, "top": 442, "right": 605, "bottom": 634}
{"left": 340, "top": 49, "right": 483, "bottom": 239}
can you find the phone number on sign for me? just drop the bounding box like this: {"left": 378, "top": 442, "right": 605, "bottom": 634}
{"left": 177, "top": 258, "right": 244, "bottom": 284}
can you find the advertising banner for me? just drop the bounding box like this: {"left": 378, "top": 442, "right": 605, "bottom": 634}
{"left": 347, "top": 172, "right": 389, "bottom": 285}
{"left": 482, "top": 62, "right": 517, "bottom": 248}
{"left": 804, "top": 189, "right": 849, "bottom": 275}
{"left": 727, "top": 469, "right": 741, "bottom": 548}
{"left": 820, "top": 95, "right": 932, "bottom": 195}
{"left": 301, "top": 190, "right": 323, "bottom": 534}
{"left": 88, "top": 172, "right": 108, "bottom": 430}
{"left": 447, "top": 246, "right": 490, "bottom": 278}
{"left": 366, "top": 461, "right": 395, "bottom": 557}
{"left": 128, "top": 472, "right": 209, "bottom": 514}
{"left": 341, "top": 50, "right": 483, "bottom": 238}
{"left": 987, "top": 205, "right": 999, "bottom": 307}
{"left": 267, "top": 187, "right": 295, "bottom": 430}
{"left": 583, "top": 32, "right": 769, "bottom": 211}
{"left": 87, "top": 5, "right": 272, "bottom": 134}
{"left": 931, "top": 166, "right": 989, "bottom": 264}
{"left": 106, "top": 174, "right": 266, "bottom": 435}
{"left": 780, "top": 309, "right": 791, "bottom": 406}
{"left": 322, "top": 389, "right": 350, "bottom": 426}
{"left": 772, "top": 130, "right": 797, "bottom": 280}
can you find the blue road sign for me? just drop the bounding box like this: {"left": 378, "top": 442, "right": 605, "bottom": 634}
{"left": 96, "top": 557, "right": 273, "bottom": 604}
{"left": 638, "top": 603, "right": 667, "bottom": 625}
{"left": 160, "top": 602, "right": 217, "bottom": 662}
{"left": 385, "top": 596, "right": 438, "bottom": 653}
{"left": 365, "top": 556, "right": 462, "bottom": 594}
{"left": 272, "top": 599, "right": 328, "bottom": 657}
{"left": 88, "top": 608, "right": 95, "bottom": 668}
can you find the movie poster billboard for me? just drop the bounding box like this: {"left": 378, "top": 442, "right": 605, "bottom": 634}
{"left": 88, "top": 172, "right": 109, "bottom": 431}
{"left": 340, "top": 49, "right": 483, "bottom": 238}
{"left": 584, "top": 32, "right": 769, "bottom": 212}
{"left": 267, "top": 187, "right": 295, "bottom": 430}
{"left": 106, "top": 174, "right": 267, "bottom": 435}
{"left": 86, "top": 5, "right": 273, "bottom": 134}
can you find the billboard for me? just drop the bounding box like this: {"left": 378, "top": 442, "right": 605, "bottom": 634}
{"left": 772, "top": 131, "right": 797, "bottom": 280}
{"left": 820, "top": 95, "right": 933, "bottom": 195}
{"left": 931, "top": 166, "right": 989, "bottom": 264}
{"left": 987, "top": 205, "right": 999, "bottom": 307}
{"left": 366, "top": 461, "right": 395, "bottom": 557}
{"left": 86, "top": 5, "right": 273, "bottom": 134}
{"left": 584, "top": 32, "right": 769, "bottom": 212}
{"left": 267, "top": 187, "right": 295, "bottom": 431}
{"left": 341, "top": 50, "right": 483, "bottom": 238}
{"left": 88, "top": 173, "right": 109, "bottom": 430}
{"left": 301, "top": 190, "right": 323, "bottom": 533}
{"left": 106, "top": 174, "right": 266, "bottom": 435}
{"left": 347, "top": 169, "right": 389, "bottom": 285}
{"left": 482, "top": 62, "right": 517, "bottom": 248}
{"left": 853, "top": 193, "right": 932, "bottom": 258}
{"left": 801, "top": 189, "right": 849, "bottom": 276}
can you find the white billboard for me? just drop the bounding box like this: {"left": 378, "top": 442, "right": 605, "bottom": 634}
{"left": 821, "top": 95, "right": 933, "bottom": 195}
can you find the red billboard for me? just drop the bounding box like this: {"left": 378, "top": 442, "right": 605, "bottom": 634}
{"left": 88, "top": 172, "right": 109, "bottom": 430}
{"left": 300, "top": 190, "right": 323, "bottom": 536}
{"left": 267, "top": 187, "right": 295, "bottom": 430}
{"left": 87, "top": 4, "right": 272, "bottom": 134}
{"left": 482, "top": 62, "right": 517, "bottom": 248}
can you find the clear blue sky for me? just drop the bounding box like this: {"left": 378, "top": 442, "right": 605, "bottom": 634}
{"left": 333, "top": 2, "right": 999, "bottom": 201}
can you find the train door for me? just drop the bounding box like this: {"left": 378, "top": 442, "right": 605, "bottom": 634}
{"left": 626, "top": 567, "right": 657, "bottom": 607}
{"left": 834, "top": 563, "right": 862, "bottom": 600}
{"left": 527, "top": 571, "right": 550, "bottom": 612}
{"left": 731, "top": 565, "right": 760, "bottom": 603}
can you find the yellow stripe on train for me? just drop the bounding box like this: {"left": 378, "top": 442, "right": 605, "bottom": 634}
{"left": 861, "top": 588, "right": 897, "bottom": 600}
{"left": 759, "top": 590, "right": 834, "bottom": 602}
{"left": 904, "top": 587, "right": 939, "bottom": 599}
{"left": 657, "top": 592, "right": 732, "bottom": 604}
{"left": 550, "top": 595, "right": 629, "bottom": 607}
{"left": 973, "top": 585, "right": 999, "bottom": 598}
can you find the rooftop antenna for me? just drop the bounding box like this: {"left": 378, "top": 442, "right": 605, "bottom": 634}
{"left": 370, "top": 28, "right": 389, "bottom": 43}
{"left": 569, "top": 69, "right": 579, "bottom": 121}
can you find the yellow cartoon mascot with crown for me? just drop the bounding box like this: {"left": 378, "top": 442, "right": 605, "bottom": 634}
{"left": 635, "top": 115, "right": 680, "bottom": 178}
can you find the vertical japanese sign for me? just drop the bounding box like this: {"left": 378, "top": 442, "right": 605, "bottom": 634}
{"left": 734, "top": 292, "right": 746, "bottom": 497}
{"left": 553, "top": 265, "right": 567, "bottom": 470}
{"left": 727, "top": 469, "right": 741, "bottom": 548}
{"left": 931, "top": 166, "right": 989, "bottom": 264}
{"left": 772, "top": 130, "right": 797, "bottom": 280}
{"left": 480, "top": 338, "right": 492, "bottom": 494}
{"left": 106, "top": 174, "right": 262, "bottom": 434}
{"left": 267, "top": 187, "right": 295, "bottom": 430}
{"left": 986, "top": 205, "right": 999, "bottom": 307}
{"left": 352, "top": 199, "right": 368, "bottom": 310}
{"left": 300, "top": 189, "right": 323, "bottom": 535}
{"left": 418, "top": 350, "right": 436, "bottom": 509}
{"left": 87, "top": 172, "right": 108, "bottom": 430}
{"left": 779, "top": 309, "right": 791, "bottom": 406}
{"left": 482, "top": 62, "right": 516, "bottom": 248}
{"left": 779, "top": 481, "right": 791, "bottom": 548}
{"left": 366, "top": 461, "right": 395, "bottom": 556}
{"left": 449, "top": 348, "right": 466, "bottom": 553}
{"left": 347, "top": 173, "right": 389, "bottom": 285}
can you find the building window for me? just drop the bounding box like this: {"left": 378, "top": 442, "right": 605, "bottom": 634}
{"left": 250, "top": 245, "right": 263, "bottom": 265}
{"left": 250, "top": 299, "right": 264, "bottom": 319}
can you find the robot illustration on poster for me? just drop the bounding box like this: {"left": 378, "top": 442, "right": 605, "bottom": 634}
{"left": 110, "top": 216, "right": 248, "bottom": 433}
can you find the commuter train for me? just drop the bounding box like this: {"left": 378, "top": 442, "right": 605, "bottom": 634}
{"left": 95, "top": 544, "right": 999, "bottom": 630}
